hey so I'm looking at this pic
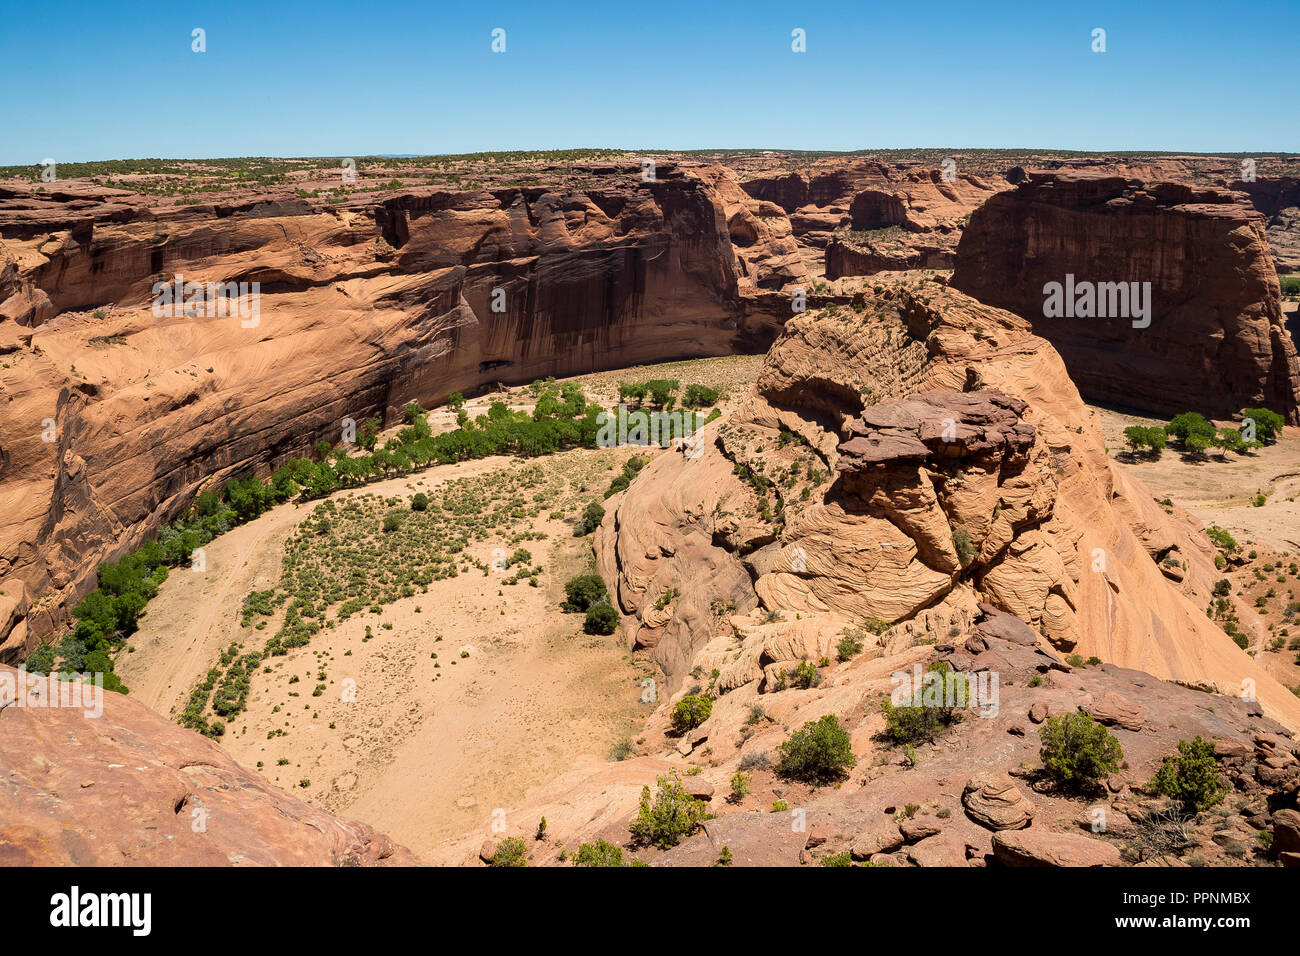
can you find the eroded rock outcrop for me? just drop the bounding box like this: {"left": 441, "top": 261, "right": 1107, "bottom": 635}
{"left": 0, "top": 665, "right": 418, "bottom": 865}
{"left": 595, "top": 274, "right": 1300, "bottom": 727}
{"left": 0, "top": 163, "right": 806, "bottom": 655}
{"left": 952, "top": 170, "right": 1300, "bottom": 423}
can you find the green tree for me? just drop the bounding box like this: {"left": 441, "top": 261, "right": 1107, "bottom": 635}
{"left": 1167, "top": 412, "right": 1215, "bottom": 445}
{"left": 671, "top": 695, "right": 712, "bottom": 734}
{"left": 1038, "top": 712, "right": 1123, "bottom": 791}
{"left": 1151, "top": 736, "right": 1227, "bottom": 813}
{"left": 630, "top": 772, "right": 708, "bottom": 848}
{"left": 562, "top": 574, "right": 608, "bottom": 612}
{"left": 776, "top": 714, "right": 856, "bottom": 783}
{"left": 584, "top": 603, "right": 619, "bottom": 635}
{"left": 1241, "top": 407, "right": 1284, "bottom": 444}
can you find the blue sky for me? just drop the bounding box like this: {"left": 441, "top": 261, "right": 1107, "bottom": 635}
{"left": 2, "top": 0, "right": 1296, "bottom": 164}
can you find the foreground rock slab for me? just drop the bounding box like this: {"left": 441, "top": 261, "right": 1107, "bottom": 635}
{"left": 0, "top": 666, "right": 418, "bottom": 865}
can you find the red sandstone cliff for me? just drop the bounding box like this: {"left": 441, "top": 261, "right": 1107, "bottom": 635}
{"left": 951, "top": 171, "right": 1300, "bottom": 423}
{"left": 0, "top": 163, "right": 805, "bottom": 657}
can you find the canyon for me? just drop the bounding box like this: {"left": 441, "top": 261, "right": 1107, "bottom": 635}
{"left": 2, "top": 150, "right": 1300, "bottom": 868}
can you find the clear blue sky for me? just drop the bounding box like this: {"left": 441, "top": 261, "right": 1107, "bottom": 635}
{"left": 2, "top": 0, "right": 1296, "bottom": 164}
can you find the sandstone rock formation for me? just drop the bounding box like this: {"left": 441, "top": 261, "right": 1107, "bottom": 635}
{"left": 952, "top": 170, "right": 1300, "bottom": 423}
{"left": 0, "top": 665, "right": 417, "bottom": 865}
{"left": 595, "top": 274, "right": 1300, "bottom": 727}
{"left": 0, "top": 163, "right": 805, "bottom": 656}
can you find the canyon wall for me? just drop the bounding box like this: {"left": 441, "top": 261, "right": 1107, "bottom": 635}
{"left": 0, "top": 164, "right": 805, "bottom": 656}
{"left": 952, "top": 171, "right": 1300, "bottom": 423}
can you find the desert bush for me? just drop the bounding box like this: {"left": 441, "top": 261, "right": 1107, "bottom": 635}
{"left": 1206, "top": 526, "right": 1238, "bottom": 552}
{"left": 629, "top": 772, "right": 708, "bottom": 848}
{"left": 562, "top": 573, "right": 608, "bottom": 612}
{"left": 730, "top": 771, "right": 750, "bottom": 800}
{"left": 776, "top": 714, "right": 856, "bottom": 783}
{"left": 880, "top": 662, "right": 967, "bottom": 744}
{"left": 573, "top": 839, "right": 625, "bottom": 867}
{"left": 604, "top": 455, "right": 648, "bottom": 498}
{"left": 837, "top": 629, "right": 865, "bottom": 661}
{"left": 584, "top": 603, "right": 619, "bottom": 635}
{"left": 489, "top": 837, "right": 528, "bottom": 867}
{"left": 671, "top": 694, "right": 712, "bottom": 734}
{"left": 790, "top": 659, "right": 819, "bottom": 689}
{"left": 1039, "top": 712, "right": 1123, "bottom": 791}
{"left": 410, "top": 492, "right": 429, "bottom": 511}
{"left": 951, "top": 527, "right": 976, "bottom": 568}
{"left": 1151, "top": 736, "right": 1227, "bottom": 813}
{"left": 573, "top": 500, "right": 605, "bottom": 536}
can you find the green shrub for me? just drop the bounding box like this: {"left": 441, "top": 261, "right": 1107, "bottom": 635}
{"left": 573, "top": 839, "right": 625, "bottom": 867}
{"left": 630, "top": 772, "right": 708, "bottom": 848}
{"left": 584, "top": 603, "right": 619, "bottom": 635}
{"left": 1206, "top": 526, "right": 1238, "bottom": 552}
{"left": 604, "top": 455, "right": 648, "bottom": 498}
{"left": 24, "top": 644, "right": 56, "bottom": 673}
{"left": 671, "top": 695, "right": 712, "bottom": 734}
{"left": 837, "top": 630, "right": 864, "bottom": 661}
{"left": 951, "top": 527, "right": 976, "bottom": 568}
{"left": 729, "top": 771, "right": 750, "bottom": 799}
{"left": 573, "top": 500, "right": 605, "bottom": 536}
{"left": 410, "top": 492, "right": 429, "bottom": 511}
{"left": 819, "top": 851, "right": 853, "bottom": 867}
{"left": 776, "top": 714, "right": 856, "bottom": 783}
{"left": 562, "top": 574, "right": 608, "bottom": 612}
{"left": 489, "top": 837, "right": 528, "bottom": 867}
{"left": 790, "top": 659, "right": 818, "bottom": 689}
{"left": 382, "top": 511, "right": 404, "bottom": 533}
{"left": 880, "top": 662, "right": 967, "bottom": 744}
{"left": 682, "top": 384, "right": 719, "bottom": 408}
{"left": 1038, "top": 712, "right": 1123, "bottom": 791}
{"left": 1151, "top": 737, "right": 1227, "bottom": 813}
{"left": 1241, "top": 407, "right": 1284, "bottom": 444}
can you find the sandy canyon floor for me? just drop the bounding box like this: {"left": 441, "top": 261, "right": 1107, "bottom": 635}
{"left": 118, "top": 356, "right": 759, "bottom": 855}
